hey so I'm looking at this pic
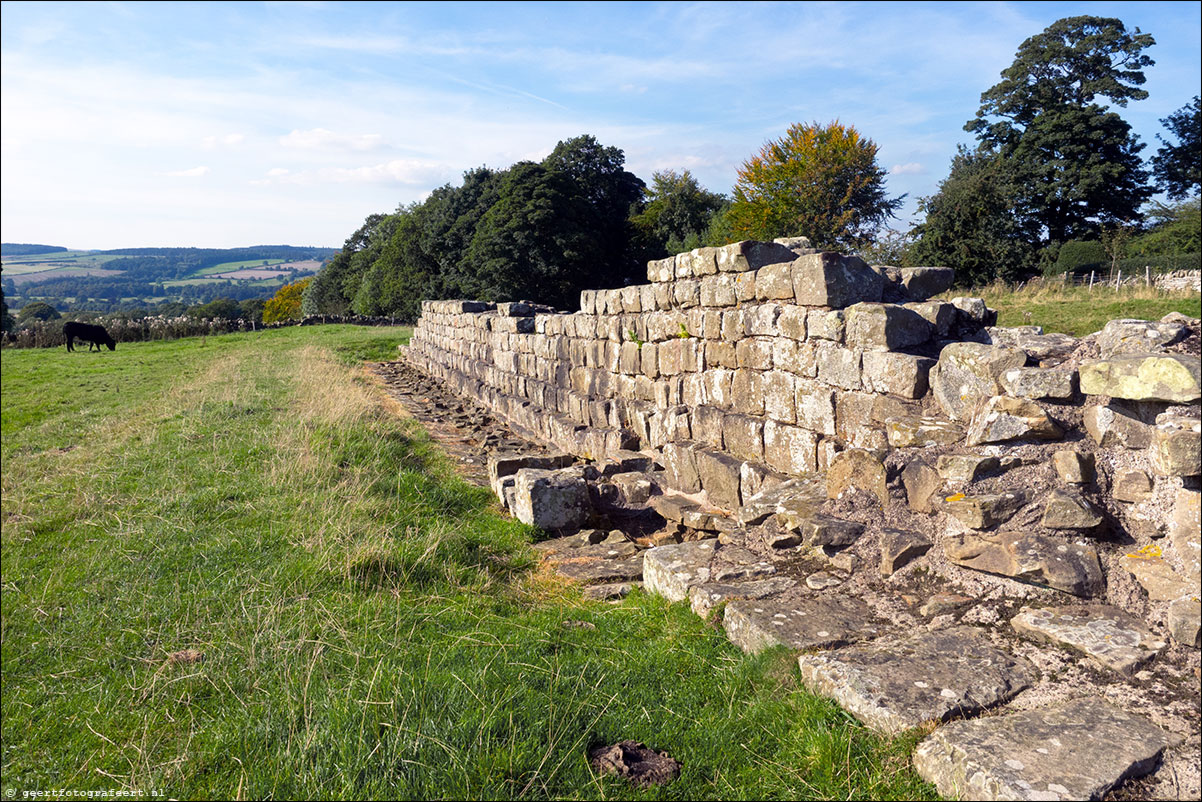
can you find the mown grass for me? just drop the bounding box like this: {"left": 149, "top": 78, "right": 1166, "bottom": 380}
{"left": 2, "top": 325, "right": 934, "bottom": 801}
{"left": 191, "top": 259, "right": 287, "bottom": 276}
{"left": 956, "top": 281, "right": 1200, "bottom": 336}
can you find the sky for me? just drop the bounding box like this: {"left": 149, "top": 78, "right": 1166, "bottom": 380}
{"left": 2, "top": 1, "right": 1199, "bottom": 250}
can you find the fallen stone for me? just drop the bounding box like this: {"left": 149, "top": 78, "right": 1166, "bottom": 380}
{"left": 946, "top": 532, "right": 1105, "bottom": 597}
{"left": 723, "top": 595, "right": 883, "bottom": 654}
{"left": 554, "top": 557, "right": 645, "bottom": 586}
{"left": 941, "top": 491, "right": 1025, "bottom": 530}
{"left": 583, "top": 582, "right": 640, "bottom": 601}
{"left": 709, "top": 546, "right": 778, "bottom": 583}
{"left": 609, "top": 471, "right": 656, "bottom": 505}
{"left": 930, "top": 342, "right": 1027, "bottom": 422}
{"left": 798, "top": 627, "right": 1033, "bottom": 735}
{"left": 798, "top": 516, "right": 865, "bottom": 549}
{"left": 880, "top": 528, "right": 932, "bottom": 576}
{"left": 936, "top": 454, "right": 1000, "bottom": 483}
{"left": 985, "top": 328, "right": 1078, "bottom": 364}
{"left": 1089, "top": 407, "right": 1154, "bottom": 455}
{"left": 488, "top": 453, "right": 575, "bottom": 499}
{"left": 826, "top": 550, "right": 858, "bottom": 573}
{"left": 1000, "top": 367, "right": 1076, "bottom": 400}
{"left": 511, "top": 468, "right": 592, "bottom": 531}
{"left": 806, "top": 571, "right": 844, "bottom": 590}
{"left": 695, "top": 448, "right": 743, "bottom": 509}
{"left": 1096, "top": 318, "right": 1189, "bottom": 357}
{"left": 1079, "top": 352, "right": 1201, "bottom": 403}
{"left": 544, "top": 541, "right": 640, "bottom": 562}
{"left": 1151, "top": 414, "right": 1201, "bottom": 476}
{"left": 951, "top": 297, "right": 996, "bottom": 329}
{"left": 1113, "top": 469, "right": 1153, "bottom": 502}
{"left": 1040, "top": 488, "right": 1104, "bottom": 530}
{"left": 533, "top": 529, "right": 611, "bottom": 555}
{"left": 588, "top": 741, "right": 681, "bottom": 788}
{"left": 966, "top": 396, "right": 1063, "bottom": 446}
{"left": 913, "top": 698, "right": 1172, "bottom": 802}
{"left": 1051, "top": 451, "right": 1094, "bottom": 485}
{"left": 650, "top": 494, "right": 700, "bottom": 524}
{"left": 689, "top": 576, "right": 797, "bottom": 618}
{"left": 791, "top": 252, "right": 884, "bottom": 308}
{"left": 642, "top": 540, "right": 717, "bottom": 602}
{"left": 886, "top": 416, "right": 965, "bottom": 448}
{"left": 903, "top": 460, "right": 942, "bottom": 513}
{"left": 826, "top": 449, "right": 888, "bottom": 507}
{"left": 1118, "top": 544, "right": 1195, "bottom": 602}
{"left": 1010, "top": 605, "right": 1166, "bottom": 675}
{"left": 763, "top": 527, "right": 802, "bottom": 549}
{"left": 1167, "top": 597, "right": 1201, "bottom": 649}
{"left": 919, "top": 593, "right": 973, "bottom": 618}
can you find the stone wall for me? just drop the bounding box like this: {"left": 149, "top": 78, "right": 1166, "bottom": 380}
{"left": 406, "top": 239, "right": 997, "bottom": 509}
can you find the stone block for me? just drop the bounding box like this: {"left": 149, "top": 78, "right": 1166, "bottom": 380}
{"left": 1113, "top": 469, "right": 1152, "bottom": 502}
{"left": 723, "top": 413, "right": 764, "bottom": 462}
{"left": 488, "top": 453, "right": 575, "bottom": 500}
{"left": 724, "top": 595, "right": 882, "bottom": 654}
{"left": 826, "top": 449, "right": 887, "bottom": 507}
{"left": 763, "top": 421, "right": 819, "bottom": 475}
{"left": 1000, "top": 367, "right": 1076, "bottom": 400}
{"left": 862, "top": 352, "right": 933, "bottom": 398}
{"left": 941, "top": 491, "right": 1025, "bottom": 530}
{"left": 814, "top": 342, "right": 861, "bottom": 390}
{"left": 715, "top": 240, "right": 798, "bottom": 273}
{"left": 695, "top": 448, "right": 743, "bottom": 509}
{"left": 1097, "top": 318, "right": 1188, "bottom": 356}
{"left": 1011, "top": 605, "right": 1165, "bottom": 675}
{"left": 1168, "top": 597, "right": 1201, "bottom": 649}
{"left": 795, "top": 380, "right": 837, "bottom": 435}
{"left": 949, "top": 296, "right": 996, "bottom": 329}
{"left": 791, "top": 252, "right": 885, "bottom": 308}
{"left": 1052, "top": 450, "right": 1095, "bottom": 484}
{"left": 643, "top": 540, "right": 717, "bottom": 602}
{"left": 885, "top": 415, "right": 964, "bottom": 448}
{"left": 1041, "top": 488, "right": 1104, "bottom": 530}
{"left": 699, "top": 274, "right": 737, "bottom": 307}
{"left": 946, "top": 531, "right": 1104, "bottom": 596}
{"left": 930, "top": 342, "right": 1027, "bottom": 422}
{"left": 844, "top": 302, "right": 932, "bottom": 352}
{"left": 936, "top": 454, "right": 1000, "bottom": 483}
{"left": 1150, "top": 414, "right": 1201, "bottom": 476}
{"left": 672, "top": 279, "right": 701, "bottom": 309}
{"left": 731, "top": 369, "right": 765, "bottom": 416}
{"left": 735, "top": 337, "right": 774, "bottom": 370}
{"left": 1170, "top": 487, "right": 1200, "bottom": 585}
{"left": 880, "top": 528, "right": 932, "bottom": 575}
{"left": 1079, "top": 353, "right": 1201, "bottom": 403}
{"left": 805, "top": 309, "right": 844, "bottom": 342}
{"left": 777, "top": 305, "right": 807, "bottom": 340}
{"left": 755, "top": 261, "right": 795, "bottom": 300}
{"left": 902, "top": 460, "right": 942, "bottom": 513}
{"left": 898, "top": 266, "right": 955, "bottom": 300}
{"left": 511, "top": 468, "right": 592, "bottom": 532}
{"left": 692, "top": 405, "right": 725, "bottom": 449}
{"left": 661, "top": 442, "right": 701, "bottom": 493}
{"left": 762, "top": 370, "right": 796, "bottom": 423}
{"left": 1083, "top": 403, "right": 1152, "bottom": 448}
{"left": 903, "top": 300, "right": 956, "bottom": 337}
{"left": 965, "top": 396, "right": 1063, "bottom": 445}
{"left": 705, "top": 340, "right": 737, "bottom": 370}
{"left": 1119, "top": 544, "right": 1195, "bottom": 602}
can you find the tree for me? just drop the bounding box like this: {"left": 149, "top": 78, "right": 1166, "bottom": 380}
{"left": 188, "top": 298, "right": 241, "bottom": 320}
{"left": 910, "top": 146, "right": 1039, "bottom": 285}
{"left": 725, "top": 121, "right": 903, "bottom": 250}
{"left": 17, "top": 301, "right": 60, "bottom": 323}
{"left": 630, "top": 169, "right": 726, "bottom": 256}
{"left": 1151, "top": 96, "right": 1201, "bottom": 200}
{"left": 0, "top": 269, "right": 13, "bottom": 333}
{"left": 1130, "top": 198, "right": 1202, "bottom": 255}
{"left": 966, "top": 16, "right": 1155, "bottom": 243}
{"left": 263, "top": 278, "right": 312, "bottom": 323}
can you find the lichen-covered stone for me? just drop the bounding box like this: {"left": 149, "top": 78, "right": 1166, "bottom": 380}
{"left": 791, "top": 252, "right": 884, "bottom": 308}
{"left": 1119, "top": 544, "right": 1195, "bottom": 601}
{"left": 966, "top": 395, "right": 1063, "bottom": 446}
{"left": 1041, "top": 488, "right": 1104, "bottom": 530}
{"left": 941, "top": 491, "right": 1025, "bottom": 530}
{"left": 913, "top": 698, "right": 1172, "bottom": 801}
{"left": 931, "top": 342, "right": 1028, "bottom": 422}
{"left": 689, "top": 576, "right": 796, "bottom": 617}
{"left": 511, "top": 468, "right": 592, "bottom": 531}
{"left": 946, "top": 532, "right": 1104, "bottom": 596}
{"left": 1167, "top": 597, "right": 1201, "bottom": 649}
{"left": 1113, "top": 469, "right": 1153, "bottom": 502}
{"left": 1079, "top": 352, "right": 1201, "bottom": 403}
{"left": 1096, "top": 318, "right": 1189, "bottom": 357}
{"left": 642, "top": 540, "right": 717, "bottom": 602}
{"left": 862, "top": 352, "right": 934, "bottom": 399}
{"left": 899, "top": 266, "right": 955, "bottom": 300}
{"left": 1010, "top": 604, "right": 1166, "bottom": 675}
{"left": 723, "top": 595, "right": 883, "bottom": 654}
{"left": 936, "top": 454, "right": 1000, "bottom": 483}
{"left": 827, "top": 449, "right": 888, "bottom": 507}
{"left": 1083, "top": 403, "right": 1152, "bottom": 448}
{"left": 886, "top": 415, "right": 965, "bottom": 448}
{"left": 1000, "top": 366, "right": 1076, "bottom": 400}
{"left": 715, "top": 240, "right": 798, "bottom": 273}
{"left": 694, "top": 448, "right": 743, "bottom": 510}
{"left": 1150, "top": 414, "right": 1201, "bottom": 476}
{"left": 844, "top": 303, "right": 932, "bottom": 351}
{"left": 799, "top": 628, "right": 1032, "bottom": 735}
{"left": 1052, "top": 451, "right": 1094, "bottom": 484}
{"left": 903, "top": 460, "right": 942, "bottom": 513}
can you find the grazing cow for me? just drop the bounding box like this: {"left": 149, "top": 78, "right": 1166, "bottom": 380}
{"left": 64, "top": 321, "right": 116, "bottom": 352}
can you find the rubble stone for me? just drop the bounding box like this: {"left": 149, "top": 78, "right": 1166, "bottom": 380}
{"left": 1040, "top": 488, "right": 1104, "bottom": 530}
{"left": 723, "top": 595, "right": 883, "bottom": 654}
{"left": 936, "top": 454, "right": 1000, "bottom": 483}
{"left": 1150, "top": 414, "right": 1201, "bottom": 476}
{"left": 1051, "top": 451, "right": 1094, "bottom": 484}
{"left": 930, "top": 342, "right": 1027, "bottom": 422}
{"left": 826, "top": 449, "right": 888, "bottom": 507}
{"left": 885, "top": 416, "right": 964, "bottom": 448}
{"left": 1010, "top": 605, "right": 1166, "bottom": 675}
{"left": 1000, "top": 367, "right": 1076, "bottom": 400}
{"left": 1113, "top": 469, "right": 1153, "bottom": 502}
{"left": 1079, "top": 352, "right": 1201, "bottom": 403}
{"left": 946, "top": 532, "right": 1104, "bottom": 596}
{"left": 1096, "top": 318, "right": 1188, "bottom": 356}
{"left": 941, "top": 491, "right": 1026, "bottom": 530}
{"left": 1083, "top": 403, "right": 1152, "bottom": 448}
{"left": 880, "top": 528, "right": 932, "bottom": 575}
{"left": 966, "top": 396, "right": 1063, "bottom": 446}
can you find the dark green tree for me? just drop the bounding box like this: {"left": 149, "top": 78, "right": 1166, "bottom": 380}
{"left": 911, "top": 146, "right": 1039, "bottom": 285}
{"left": 17, "top": 301, "right": 61, "bottom": 322}
{"left": 1131, "top": 198, "right": 1201, "bottom": 255}
{"left": 0, "top": 269, "right": 13, "bottom": 333}
{"left": 1151, "top": 96, "right": 1201, "bottom": 200}
{"left": 966, "top": 16, "right": 1155, "bottom": 243}
{"left": 726, "top": 121, "right": 904, "bottom": 250}
{"left": 188, "top": 298, "right": 241, "bottom": 320}
{"left": 631, "top": 169, "right": 727, "bottom": 256}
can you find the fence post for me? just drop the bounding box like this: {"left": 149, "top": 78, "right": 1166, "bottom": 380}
{"left": 1115, "top": 269, "right": 1122, "bottom": 289}
{"left": 1146, "top": 265, "right": 1151, "bottom": 287}
{"left": 1089, "top": 270, "right": 1095, "bottom": 290}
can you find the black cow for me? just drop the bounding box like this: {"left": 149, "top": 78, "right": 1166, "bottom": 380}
{"left": 64, "top": 321, "right": 116, "bottom": 352}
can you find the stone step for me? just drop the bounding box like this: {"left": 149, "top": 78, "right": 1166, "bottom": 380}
{"left": 913, "top": 697, "right": 1174, "bottom": 801}
{"left": 722, "top": 594, "right": 883, "bottom": 654}
{"left": 796, "top": 627, "right": 1034, "bottom": 735}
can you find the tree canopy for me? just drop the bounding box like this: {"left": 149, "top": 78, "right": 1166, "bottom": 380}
{"left": 1151, "top": 96, "right": 1201, "bottom": 200}
{"left": 631, "top": 169, "right": 727, "bottom": 256}
{"left": 263, "top": 278, "right": 312, "bottom": 324}
{"left": 725, "top": 121, "right": 903, "bottom": 251}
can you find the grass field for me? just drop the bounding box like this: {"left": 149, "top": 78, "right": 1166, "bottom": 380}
{"left": 1, "top": 326, "right": 934, "bottom": 801}
{"left": 192, "top": 258, "right": 288, "bottom": 276}
{"left": 1, "top": 253, "right": 122, "bottom": 275}
{"left": 160, "top": 276, "right": 287, "bottom": 288}
{"left": 955, "top": 282, "right": 1200, "bottom": 336}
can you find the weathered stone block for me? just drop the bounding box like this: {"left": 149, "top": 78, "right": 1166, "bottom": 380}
{"left": 705, "top": 340, "right": 737, "bottom": 370}
{"left": 898, "top": 266, "right": 955, "bottom": 300}
{"left": 827, "top": 449, "right": 887, "bottom": 507}
{"left": 936, "top": 454, "right": 1000, "bottom": 483}
{"left": 1097, "top": 318, "right": 1188, "bottom": 356}
{"left": 880, "top": 528, "right": 932, "bottom": 575}
{"left": 1083, "top": 403, "right": 1152, "bottom": 448}
{"left": 763, "top": 421, "right": 819, "bottom": 475}
{"left": 1052, "top": 450, "right": 1094, "bottom": 484}
{"left": 1000, "top": 366, "right": 1076, "bottom": 400}
{"left": 814, "top": 342, "right": 861, "bottom": 390}
{"left": 1168, "top": 597, "right": 1201, "bottom": 649}
{"left": 946, "top": 531, "right": 1104, "bottom": 596}
{"left": 735, "top": 337, "right": 773, "bottom": 370}
{"left": 643, "top": 540, "right": 717, "bottom": 602}
{"left": 755, "top": 261, "right": 795, "bottom": 300}
{"left": 902, "top": 459, "right": 942, "bottom": 513}
{"left": 724, "top": 595, "right": 882, "bottom": 654}
{"left": 1041, "top": 488, "right": 1104, "bottom": 530}
{"left": 695, "top": 448, "right": 743, "bottom": 509}
{"left": 715, "top": 240, "right": 798, "bottom": 273}
{"left": 661, "top": 442, "right": 701, "bottom": 492}
{"left": 903, "top": 300, "right": 957, "bottom": 337}
{"left": 862, "top": 352, "right": 933, "bottom": 398}
{"left": 1170, "top": 487, "right": 1200, "bottom": 585}
{"left": 1011, "top": 605, "right": 1165, "bottom": 675}
{"left": 795, "top": 380, "right": 836, "bottom": 435}
{"left": 930, "top": 342, "right": 1028, "bottom": 422}
{"left": 723, "top": 413, "right": 764, "bottom": 462}
{"left": 792, "top": 252, "right": 884, "bottom": 308}
{"left": 966, "top": 395, "right": 1063, "bottom": 445}
{"left": 731, "top": 369, "right": 765, "bottom": 416}
{"left": 777, "top": 305, "right": 807, "bottom": 340}
{"left": 699, "top": 274, "right": 737, "bottom": 307}
{"left": 692, "top": 405, "right": 725, "bottom": 449}
{"left": 762, "top": 370, "right": 796, "bottom": 423}
{"left": 844, "top": 302, "right": 932, "bottom": 352}
{"left": 941, "top": 491, "right": 1025, "bottom": 530}
{"left": 1113, "top": 469, "right": 1153, "bottom": 502}
{"left": 1151, "top": 414, "right": 1201, "bottom": 476}
{"left": 805, "top": 309, "right": 844, "bottom": 342}
{"left": 1079, "top": 353, "right": 1201, "bottom": 403}
{"left": 511, "top": 468, "right": 591, "bottom": 532}
{"left": 885, "top": 415, "right": 964, "bottom": 448}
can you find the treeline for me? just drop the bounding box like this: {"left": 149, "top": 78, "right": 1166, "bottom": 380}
{"left": 303, "top": 136, "right": 728, "bottom": 321}
{"left": 98, "top": 245, "right": 334, "bottom": 280}
{"left": 7, "top": 272, "right": 310, "bottom": 314}
{"left": 1, "top": 243, "right": 67, "bottom": 256}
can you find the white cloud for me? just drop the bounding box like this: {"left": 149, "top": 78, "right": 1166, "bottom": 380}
{"left": 890, "top": 162, "right": 925, "bottom": 176}
{"left": 201, "top": 133, "right": 245, "bottom": 149}
{"left": 279, "top": 128, "right": 385, "bottom": 151}
{"left": 164, "top": 166, "right": 210, "bottom": 177}
{"left": 266, "top": 167, "right": 290, "bottom": 177}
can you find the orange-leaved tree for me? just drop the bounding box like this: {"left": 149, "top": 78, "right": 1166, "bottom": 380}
{"left": 726, "top": 121, "right": 903, "bottom": 251}
{"left": 262, "top": 277, "right": 312, "bottom": 324}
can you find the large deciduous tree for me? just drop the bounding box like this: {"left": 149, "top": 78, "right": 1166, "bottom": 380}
{"left": 630, "top": 169, "right": 727, "bottom": 256}
{"left": 965, "top": 16, "right": 1155, "bottom": 243}
{"left": 1151, "top": 96, "right": 1201, "bottom": 200}
{"left": 725, "top": 121, "right": 903, "bottom": 251}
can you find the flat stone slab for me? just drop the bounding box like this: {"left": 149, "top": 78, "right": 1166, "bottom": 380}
{"left": 643, "top": 540, "right": 717, "bottom": 602}
{"left": 723, "top": 595, "right": 883, "bottom": 654}
{"left": 689, "top": 576, "right": 797, "bottom": 617}
{"left": 1011, "top": 605, "right": 1166, "bottom": 675}
{"left": 913, "top": 697, "right": 1173, "bottom": 801}
{"left": 797, "top": 627, "right": 1033, "bottom": 735}
{"left": 554, "top": 556, "right": 645, "bottom": 585}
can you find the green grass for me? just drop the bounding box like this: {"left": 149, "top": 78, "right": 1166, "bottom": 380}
{"left": 161, "top": 276, "right": 287, "bottom": 288}
{"left": 952, "top": 282, "right": 1200, "bottom": 336}
{"left": 191, "top": 259, "right": 288, "bottom": 276}
{"left": 1, "top": 326, "right": 935, "bottom": 801}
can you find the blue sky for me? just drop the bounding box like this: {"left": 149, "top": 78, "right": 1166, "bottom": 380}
{"left": 2, "top": 1, "right": 1199, "bottom": 250}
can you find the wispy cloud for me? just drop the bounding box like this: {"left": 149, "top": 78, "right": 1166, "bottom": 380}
{"left": 278, "top": 128, "right": 385, "bottom": 151}
{"left": 890, "top": 162, "right": 925, "bottom": 176}
{"left": 164, "top": 166, "right": 210, "bottom": 177}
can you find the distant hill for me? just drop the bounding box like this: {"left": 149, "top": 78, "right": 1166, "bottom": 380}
{"left": 2, "top": 244, "right": 68, "bottom": 256}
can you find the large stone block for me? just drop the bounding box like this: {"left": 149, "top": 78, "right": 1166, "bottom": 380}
{"left": 946, "top": 531, "right": 1104, "bottom": 596}
{"left": 999, "top": 367, "right": 1076, "bottom": 400}
{"left": 814, "top": 341, "right": 862, "bottom": 390}
{"left": 511, "top": 468, "right": 592, "bottom": 532}
{"left": 695, "top": 448, "right": 744, "bottom": 509}
{"left": 795, "top": 380, "right": 837, "bottom": 435}
{"left": 763, "top": 421, "right": 819, "bottom": 475}
{"left": 805, "top": 309, "right": 844, "bottom": 342}
{"left": 1150, "top": 414, "right": 1201, "bottom": 476}
{"left": 1011, "top": 605, "right": 1165, "bottom": 675}
{"left": 1082, "top": 403, "right": 1152, "bottom": 448}
{"left": 723, "top": 413, "right": 765, "bottom": 462}
{"left": 965, "top": 395, "right": 1063, "bottom": 446}
{"left": 844, "top": 302, "right": 932, "bottom": 352}
{"left": 862, "top": 352, "right": 933, "bottom": 398}
{"left": 661, "top": 442, "right": 701, "bottom": 492}
{"left": 898, "top": 266, "right": 955, "bottom": 300}
{"left": 755, "top": 261, "right": 796, "bottom": 300}
{"left": 1079, "top": 353, "right": 1201, "bottom": 403}
{"left": 715, "top": 240, "right": 798, "bottom": 273}
{"left": 826, "top": 449, "right": 888, "bottom": 507}
{"left": 762, "top": 370, "right": 796, "bottom": 423}
{"left": 930, "top": 342, "right": 1028, "bottom": 422}
{"left": 791, "top": 252, "right": 885, "bottom": 308}
{"left": 1096, "top": 318, "right": 1189, "bottom": 356}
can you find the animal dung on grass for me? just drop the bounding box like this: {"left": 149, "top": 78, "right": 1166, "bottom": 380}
{"left": 588, "top": 740, "right": 681, "bottom": 787}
